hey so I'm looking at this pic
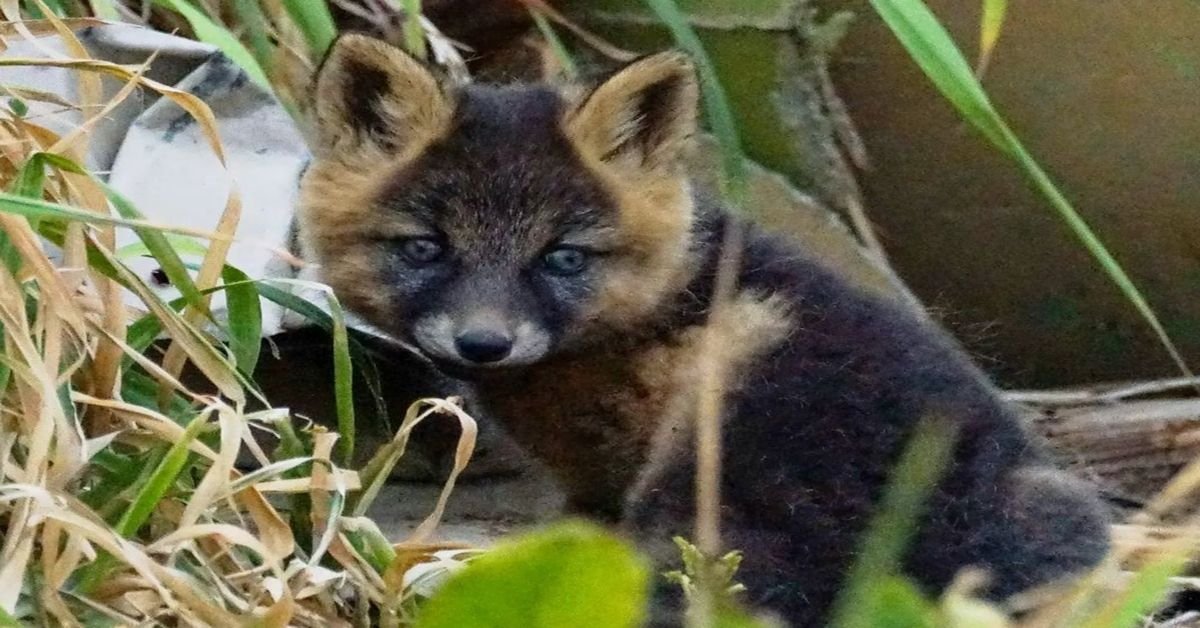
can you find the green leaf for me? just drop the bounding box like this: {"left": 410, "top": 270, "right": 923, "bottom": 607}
{"left": 0, "top": 191, "right": 215, "bottom": 236}
{"left": 531, "top": 10, "right": 578, "bottom": 80}
{"left": 417, "top": 522, "right": 650, "bottom": 628}
{"left": 341, "top": 517, "right": 398, "bottom": 573}
{"left": 229, "top": 0, "right": 274, "bottom": 75}
{"left": 400, "top": 0, "right": 427, "bottom": 58}
{"left": 255, "top": 282, "right": 355, "bottom": 466}
{"left": 220, "top": 265, "right": 262, "bottom": 374}
{"left": 154, "top": 0, "right": 271, "bottom": 89}
{"left": 2, "top": 152, "right": 49, "bottom": 273}
{"left": 90, "top": 0, "right": 120, "bottom": 20}
{"left": 75, "top": 411, "right": 208, "bottom": 593}
{"left": 115, "top": 412, "right": 205, "bottom": 537}
{"left": 281, "top": 0, "right": 337, "bottom": 58}
{"left": 103, "top": 181, "right": 212, "bottom": 323}
{"left": 863, "top": 577, "right": 937, "bottom": 628}
{"left": 867, "top": 0, "right": 1192, "bottom": 378}
{"left": 830, "top": 417, "right": 956, "bottom": 628}
{"left": 978, "top": 0, "right": 1008, "bottom": 72}
{"left": 7, "top": 97, "right": 29, "bottom": 118}
{"left": 0, "top": 604, "right": 21, "bottom": 628}
{"left": 1080, "top": 555, "right": 1187, "bottom": 628}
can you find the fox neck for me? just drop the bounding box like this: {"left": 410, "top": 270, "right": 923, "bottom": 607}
{"left": 467, "top": 200, "right": 734, "bottom": 515}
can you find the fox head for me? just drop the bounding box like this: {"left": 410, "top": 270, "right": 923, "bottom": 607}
{"left": 299, "top": 34, "right": 700, "bottom": 372}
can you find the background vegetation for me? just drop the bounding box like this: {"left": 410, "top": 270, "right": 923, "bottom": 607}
{"left": 1, "top": 0, "right": 1198, "bottom": 626}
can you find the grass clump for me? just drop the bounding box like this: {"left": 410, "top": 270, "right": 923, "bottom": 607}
{"left": 0, "top": 12, "right": 479, "bottom": 625}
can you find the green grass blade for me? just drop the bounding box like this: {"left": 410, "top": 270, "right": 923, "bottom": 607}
{"left": 154, "top": 0, "right": 271, "bottom": 89}
{"left": 256, "top": 282, "right": 355, "bottom": 466}
{"left": 2, "top": 153, "right": 48, "bottom": 274}
{"left": 868, "top": 0, "right": 1192, "bottom": 377}
{"left": 74, "top": 411, "right": 208, "bottom": 594}
{"left": 643, "top": 0, "right": 748, "bottom": 207}
{"left": 829, "top": 417, "right": 956, "bottom": 628}
{"left": 977, "top": 0, "right": 1007, "bottom": 74}
{"left": 1080, "top": 555, "right": 1187, "bottom": 628}
{"left": 229, "top": 0, "right": 274, "bottom": 75}
{"left": 531, "top": 10, "right": 578, "bottom": 80}
{"left": 866, "top": 0, "right": 1007, "bottom": 149}
{"left": 116, "top": 411, "right": 207, "bottom": 536}
{"left": 281, "top": 0, "right": 337, "bottom": 58}
{"left": 220, "top": 265, "right": 262, "bottom": 375}
{"left": 89, "top": 0, "right": 120, "bottom": 20}
{"left": 0, "top": 604, "right": 20, "bottom": 627}
{"left": 400, "top": 0, "right": 427, "bottom": 58}
{"left": 101, "top": 181, "right": 212, "bottom": 322}
{"left": 0, "top": 191, "right": 221, "bottom": 236}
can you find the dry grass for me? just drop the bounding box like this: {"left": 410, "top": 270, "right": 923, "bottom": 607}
{"left": 0, "top": 14, "right": 479, "bottom": 626}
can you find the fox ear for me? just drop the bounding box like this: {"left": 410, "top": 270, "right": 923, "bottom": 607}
{"left": 312, "top": 34, "right": 451, "bottom": 156}
{"left": 564, "top": 52, "right": 698, "bottom": 173}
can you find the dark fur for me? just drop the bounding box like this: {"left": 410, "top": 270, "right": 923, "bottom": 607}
{"left": 623, "top": 205, "right": 1110, "bottom": 623}
{"left": 299, "top": 36, "right": 1111, "bottom": 626}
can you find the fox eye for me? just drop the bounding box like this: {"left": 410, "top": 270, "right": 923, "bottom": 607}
{"left": 400, "top": 238, "right": 444, "bottom": 265}
{"left": 542, "top": 247, "right": 589, "bottom": 276}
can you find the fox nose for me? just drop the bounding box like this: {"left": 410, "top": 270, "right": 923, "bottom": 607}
{"left": 454, "top": 329, "right": 513, "bottom": 363}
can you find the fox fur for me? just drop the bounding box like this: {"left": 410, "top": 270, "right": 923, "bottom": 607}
{"left": 298, "top": 34, "right": 1111, "bottom": 626}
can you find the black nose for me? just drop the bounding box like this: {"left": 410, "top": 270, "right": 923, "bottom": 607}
{"left": 454, "top": 330, "right": 513, "bottom": 363}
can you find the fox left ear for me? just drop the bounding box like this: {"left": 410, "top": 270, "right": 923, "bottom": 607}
{"left": 564, "top": 52, "right": 699, "bottom": 173}
{"left": 311, "top": 34, "right": 452, "bottom": 157}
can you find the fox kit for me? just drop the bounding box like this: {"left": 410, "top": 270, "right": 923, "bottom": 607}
{"left": 299, "top": 35, "right": 1110, "bottom": 625}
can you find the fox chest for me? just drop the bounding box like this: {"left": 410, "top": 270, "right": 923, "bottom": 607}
{"left": 478, "top": 339, "right": 697, "bottom": 479}
{"left": 473, "top": 293, "right": 794, "bottom": 509}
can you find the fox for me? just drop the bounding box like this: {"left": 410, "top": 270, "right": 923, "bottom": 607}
{"left": 297, "top": 34, "right": 1111, "bottom": 626}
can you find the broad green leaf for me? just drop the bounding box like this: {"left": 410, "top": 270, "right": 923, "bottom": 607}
{"left": 863, "top": 577, "right": 936, "bottom": 628}
{"left": 867, "top": 0, "right": 1192, "bottom": 378}
{"left": 417, "top": 522, "right": 650, "bottom": 628}
{"left": 154, "top": 0, "right": 270, "bottom": 88}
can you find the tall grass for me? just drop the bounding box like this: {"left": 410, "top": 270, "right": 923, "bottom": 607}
{"left": 0, "top": 12, "right": 477, "bottom": 625}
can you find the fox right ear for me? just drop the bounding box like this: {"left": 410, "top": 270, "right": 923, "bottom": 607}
{"left": 564, "top": 52, "right": 699, "bottom": 174}
{"left": 312, "top": 34, "right": 451, "bottom": 156}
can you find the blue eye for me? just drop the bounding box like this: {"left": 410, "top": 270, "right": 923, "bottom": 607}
{"left": 401, "top": 238, "right": 444, "bottom": 265}
{"left": 542, "top": 247, "right": 589, "bottom": 276}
